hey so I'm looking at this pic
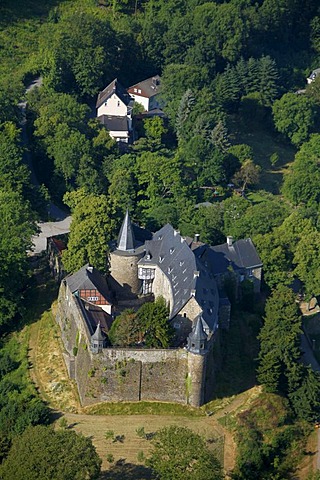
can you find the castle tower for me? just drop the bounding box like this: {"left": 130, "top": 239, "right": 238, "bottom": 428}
{"left": 117, "top": 209, "right": 135, "bottom": 252}
{"left": 109, "top": 210, "right": 144, "bottom": 299}
{"left": 91, "top": 322, "right": 105, "bottom": 354}
{"left": 187, "top": 316, "right": 208, "bottom": 407}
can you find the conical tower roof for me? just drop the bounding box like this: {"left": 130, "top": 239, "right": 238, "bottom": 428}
{"left": 117, "top": 209, "right": 135, "bottom": 252}
{"left": 189, "top": 316, "right": 207, "bottom": 342}
{"left": 92, "top": 322, "right": 105, "bottom": 342}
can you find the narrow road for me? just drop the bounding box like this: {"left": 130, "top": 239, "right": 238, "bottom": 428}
{"left": 19, "top": 77, "right": 72, "bottom": 252}
{"left": 301, "top": 332, "right": 320, "bottom": 372}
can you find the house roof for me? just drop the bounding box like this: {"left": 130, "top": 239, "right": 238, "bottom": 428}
{"left": 76, "top": 298, "right": 112, "bottom": 336}
{"left": 117, "top": 210, "right": 136, "bottom": 252}
{"left": 308, "top": 68, "right": 320, "bottom": 81}
{"left": 98, "top": 115, "right": 129, "bottom": 133}
{"left": 92, "top": 322, "right": 105, "bottom": 341}
{"left": 127, "top": 75, "right": 161, "bottom": 99}
{"left": 138, "top": 224, "right": 219, "bottom": 331}
{"left": 189, "top": 315, "right": 207, "bottom": 342}
{"left": 198, "top": 238, "right": 262, "bottom": 275}
{"left": 66, "top": 264, "right": 112, "bottom": 302}
{"left": 96, "top": 78, "right": 132, "bottom": 109}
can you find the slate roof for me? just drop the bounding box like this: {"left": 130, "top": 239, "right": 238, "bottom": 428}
{"left": 307, "top": 68, "right": 320, "bottom": 82}
{"left": 117, "top": 210, "right": 136, "bottom": 252}
{"left": 197, "top": 238, "right": 262, "bottom": 276}
{"left": 138, "top": 225, "right": 219, "bottom": 332}
{"left": 189, "top": 315, "right": 207, "bottom": 342}
{"left": 98, "top": 115, "right": 129, "bottom": 132}
{"left": 66, "top": 264, "right": 112, "bottom": 303}
{"left": 127, "top": 75, "right": 161, "bottom": 99}
{"left": 96, "top": 78, "right": 132, "bottom": 109}
{"left": 76, "top": 298, "right": 112, "bottom": 336}
{"left": 92, "top": 322, "right": 105, "bottom": 341}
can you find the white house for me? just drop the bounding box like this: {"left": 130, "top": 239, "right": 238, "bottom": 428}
{"left": 307, "top": 68, "right": 320, "bottom": 84}
{"left": 127, "top": 75, "right": 161, "bottom": 112}
{"left": 98, "top": 115, "right": 130, "bottom": 143}
{"left": 96, "top": 79, "right": 133, "bottom": 142}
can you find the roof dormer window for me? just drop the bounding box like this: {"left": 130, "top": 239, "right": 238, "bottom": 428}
{"left": 170, "top": 248, "right": 174, "bottom": 254}
{"left": 159, "top": 256, "right": 164, "bottom": 263}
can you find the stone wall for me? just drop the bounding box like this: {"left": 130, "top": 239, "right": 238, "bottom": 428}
{"left": 56, "top": 284, "right": 209, "bottom": 407}
{"left": 110, "top": 250, "right": 144, "bottom": 299}
{"left": 151, "top": 266, "right": 173, "bottom": 312}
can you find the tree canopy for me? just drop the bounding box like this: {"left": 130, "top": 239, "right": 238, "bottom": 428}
{"left": 147, "top": 425, "right": 223, "bottom": 480}
{"left": 0, "top": 425, "right": 101, "bottom": 480}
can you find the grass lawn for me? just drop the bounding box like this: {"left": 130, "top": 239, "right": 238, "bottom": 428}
{"left": 229, "top": 114, "right": 296, "bottom": 194}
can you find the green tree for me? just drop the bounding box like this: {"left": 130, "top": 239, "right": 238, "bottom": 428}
{"left": 0, "top": 189, "right": 37, "bottom": 327}
{"left": 108, "top": 309, "right": 139, "bottom": 346}
{"left": 222, "top": 196, "right": 250, "bottom": 238}
{"left": 258, "top": 285, "right": 303, "bottom": 395}
{"left": 0, "top": 425, "right": 101, "bottom": 480}
{"left": 137, "top": 297, "right": 172, "bottom": 348}
{"left": 232, "top": 159, "right": 261, "bottom": 192}
{"left": 143, "top": 117, "right": 167, "bottom": 147}
{"left": 254, "top": 232, "right": 292, "bottom": 289}
{"left": 272, "top": 93, "right": 318, "bottom": 146}
{"left": 282, "top": 134, "right": 320, "bottom": 205}
{"left": 293, "top": 230, "right": 320, "bottom": 297}
{"left": 39, "top": 10, "right": 118, "bottom": 96}
{"left": 289, "top": 366, "right": 320, "bottom": 421}
{"left": 62, "top": 189, "right": 114, "bottom": 274}
{"left": 147, "top": 426, "right": 223, "bottom": 480}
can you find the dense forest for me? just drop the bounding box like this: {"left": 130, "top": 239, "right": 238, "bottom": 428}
{"left": 1, "top": 0, "right": 320, "bottom": 477}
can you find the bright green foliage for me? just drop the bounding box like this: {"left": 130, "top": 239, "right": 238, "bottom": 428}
{"left": 180, "top": 204, "right": 224, "bottom": 246}
{"left": 135, "top": 151, "right": 183, "bottom": 214}
{"left": 293, "top": 230, "right": 320, "bottom": 297}
{"left": 143, "top": 117, "right": 167, "bottom": 147}
{"left": 137, "top": 297, "right": 172, "bottom": 348}
{"left": 258, "top": 285, "right": 303, "bottom": 394}
{"left": 222, "top": 196, "right": 250, "bottom": 238}
{"left": 272, "top": 93, "right": 318, "bottom": 146}
{"left": 254, "top": 232, "right": 292, "bottom": 289}
{"left": 282, "top": 134, "right": 320, "bottom": 206}
{"left": 147, "top": 425, "right": 223, "bottom": 480}
{"left": 39, "top": 9, "right": 118, "bottom": 96}
{"left": 0, "top": 189, "right": 37, "bottom": 327}
{"left": 223, "top": 192, "right": 289, "bottom": 240}
{"left": 0, "top": 122, "right": 30, "bottom": 194}
{"left": 109, "top": 298, "right": 172, "bottom": 348}
{"left": 62, "top": 189, "right": 114, "bottom": 275}
{"left": 0, "top": 425, "right": 101, "bottom": 480}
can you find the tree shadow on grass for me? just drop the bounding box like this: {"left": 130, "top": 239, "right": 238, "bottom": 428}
{"left": 100, "top": 461, "right": 153, "bottom": 480}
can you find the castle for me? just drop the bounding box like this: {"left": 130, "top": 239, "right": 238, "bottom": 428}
{"left": 56, "top": 211, "right": 262, "bottom": 407}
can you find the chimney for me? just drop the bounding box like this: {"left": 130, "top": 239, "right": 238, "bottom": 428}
{"left": 227, "top": 236, "right": 233, "bottom": 247}
{"left": 194, "top": 233, "right": 200, "bottom": 243}
{"left": 174, "top": 229, "right": 180, "bottom": 236}
{"left": 87, "top": 265, "right": 93, "bottom": 274}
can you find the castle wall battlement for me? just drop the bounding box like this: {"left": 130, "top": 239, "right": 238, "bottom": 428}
{"left": 56, "top": 282, "right": 209, "bottom": 407}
